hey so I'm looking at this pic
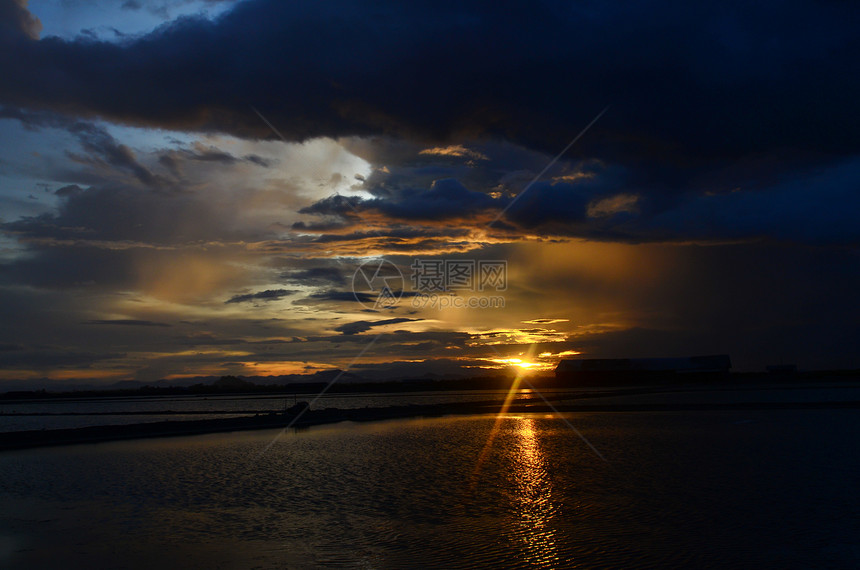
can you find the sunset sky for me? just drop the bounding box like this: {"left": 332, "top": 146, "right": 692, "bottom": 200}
{"left": 1, "top": 0, "right": 858, "bottom": 386}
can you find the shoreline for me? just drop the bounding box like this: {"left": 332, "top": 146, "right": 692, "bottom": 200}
{"left": 2, "top": 396, "right": 860, "bottom": 451}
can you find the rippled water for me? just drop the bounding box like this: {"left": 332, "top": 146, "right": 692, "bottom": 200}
{"left": 1, "top": 410, "right": 859, "bottom": 568}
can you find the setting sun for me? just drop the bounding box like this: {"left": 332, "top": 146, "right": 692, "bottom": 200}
{"left": 491, "top": 358, "right": 540, "bottom": 369}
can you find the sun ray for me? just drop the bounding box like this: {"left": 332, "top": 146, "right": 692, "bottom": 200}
{"left": 469, "top": 344, "right": 539, "bottom": 489}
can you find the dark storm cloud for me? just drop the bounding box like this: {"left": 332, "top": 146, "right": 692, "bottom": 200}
{"left": 0, "top": 245, "right": 139, "bottom": 290}
{"left": 157, "top": 153, "right": 181, "bottom": 177}
{"left": 0, "top": 105, "right": 56, "bottom": 128}
{"left": 634, "top": 158, "right": 860, "bottom": 245}
{"left": 297, "top": 289, "right": 426, "bottom": 306}
{"left": 225, "top": 289, "right": 296, "bottom": 304}
{"left": 0, "top": 107, "right": 165, "bottom": 187}
{"left": 501, "top": 181, "right": 591, "bottom": 228}
{"left": 66, "top": 122, "right": 163, "bottom": 187}
{"left": 294, "top": 155, "right": 860, "bottom": 246}
{"left": 0, "top": 0, "right": 40, "bottom": 40}
{"left": 1, "top": 0, "right": 857, "bottom": 171}
{"left": 1, "top": 177, "right": 263, "bottom": 248}
{"left": 120, "top": 0, "right": 238, "bottom": 18}
{"left": 303, "top": 291, "right": 377, "bottom": 304}
{"left": 372, "top": 179, "right": 500, "bottom": 220}
{"left": 281, "top": 267, "right": 347, "bottom": 287}
{"left": 293, "top": 224, "right": 472, "bottom": 243}
{"left": 181, "top": 145, "right": 237, "bottom": 164}
{"left": 295, "top": 179, "right": 505, "bottom": 229}
{"left": 3, "top": 0, "right": 857, "bottom": 248}
{"left": 243, "top": 154, "right": 270, "bottom": 167}
{"left": 84, "top": 319, "right": 172, "bottom": 327}
{"left": 54, "top": 184, "right": 84, "bottom": 197}
{"left": 161, "top": 143, "right": 270, "bottom": 167}
{"left": 289, "top": 220, "right": 350, "bottom": 233}
{"left": 3, "top": 185, "right": 179, "bottom": 244}
{"left": 333, "top": 317, "right": 421, "bottom": 335}
{"left": 297, "top": 195, "right": 365, "bottom": 220}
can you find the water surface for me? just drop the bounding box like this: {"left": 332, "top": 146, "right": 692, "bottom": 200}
{"left": 1, "top": 410, "right": 859, "bottom": 568}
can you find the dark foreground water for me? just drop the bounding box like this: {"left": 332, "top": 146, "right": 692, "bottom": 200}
{"left": 1, "top": 410, "right": 859, "bottom": 568}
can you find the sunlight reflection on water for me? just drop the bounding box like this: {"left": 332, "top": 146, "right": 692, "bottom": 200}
{"left": 510, "top": 417, "right": 560, "bottom": 567}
